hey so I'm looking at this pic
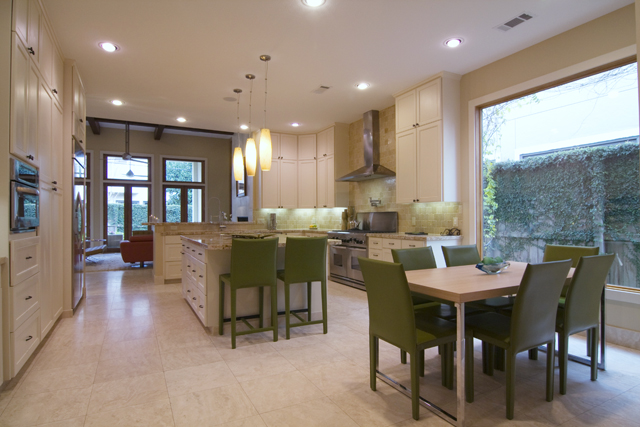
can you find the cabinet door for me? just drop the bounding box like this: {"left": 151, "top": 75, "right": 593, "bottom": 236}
{"left": 326, "top": 155, "right": 335, "bottom": 208}
{"left": 325, "top": 127, "right": 334, "bottom": 156}
{"left": 417, "top": 79, "right": 441, "bottom": 126}
{"left": 10, "top": 35, "right": 30, "bottom": 162}
{"left": 38, "top": 81, "right": 52, "bottom": 182}
{"left": 316, "top": 128, "right": 328, "bottom": 158}
{"left": 50, "top": 189, "right": 63, "bottom": 320}
{"left": 13, "top": 0, "right": 28, "bottom": 45}
{"left": 298, "top": 160, "right": 317, "bottom": 208}
{"left": 26, "top": 60, "right": 40, "bottom": 165}
{"left": 39, "top": 187, "right": 53, "bottom": 337}
{"left": 261, "top": 160, "right": 280, "bottom": 208}
{"left": 39, "top": 21, "right": 54, "bottom": 88}
{"left": 52, "top": 48, "right": 64, "bottom": 104}
{"left": 270, "top": 133, "right": 280, "bottom": 160}
{"left": 27, "top": 0, "right": 40, "bottom": 64}
{"left": 416, "top": 122, "right": 442, "bottom": 202}
{"left": 395, "top": 130, "right": 417, "bottom": 203}
{"left": 279, "top": 134, "right": 297, "bottom": 160}
{"left": 396, "top": 90, "right": 417, "bottom": 133}
{"left": 51, "top": 102, "right": 63, "bottom": 184}
{"left": 297, "top": 134, "right": 316, "bottom": 160}
{"left": 279, "top": 160, "right": 298, "bottom": 208}
{"left": 317, "top": 156, "right": 327, "bottom": 208}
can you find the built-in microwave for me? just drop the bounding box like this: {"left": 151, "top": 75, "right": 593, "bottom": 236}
{"left": 10, "top": 158, "right": 39, "bottom": 233}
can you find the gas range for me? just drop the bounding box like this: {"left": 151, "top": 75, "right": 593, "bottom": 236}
{"left": 327, "top": 230, "right": 388, "bottom": 248}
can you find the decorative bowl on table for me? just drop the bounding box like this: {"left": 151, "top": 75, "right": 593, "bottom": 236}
{"left": 475, "top": 257, "right": 510, "bottom": 275}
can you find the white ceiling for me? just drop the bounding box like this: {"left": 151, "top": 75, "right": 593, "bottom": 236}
{"left": 44, "top": 0, "right": 632, "bottom": 135}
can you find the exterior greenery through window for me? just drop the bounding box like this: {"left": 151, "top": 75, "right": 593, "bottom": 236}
{"left": 481, "top": 62, "right": 639, "bottom": 289}
{"left": 163, "top": 158, "right": 205, "bottom": 223}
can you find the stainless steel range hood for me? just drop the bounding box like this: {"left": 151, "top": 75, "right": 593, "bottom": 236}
{"left": 337, "top": 110, "right": 396, "bottom": 182}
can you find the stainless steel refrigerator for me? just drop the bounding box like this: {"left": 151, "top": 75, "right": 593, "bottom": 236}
{"left": 72, "top": 139, "right": 86, "bottom": 310}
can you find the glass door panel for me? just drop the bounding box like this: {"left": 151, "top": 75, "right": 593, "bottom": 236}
{"left": 131, "top": 186, "right": 149, "bottom": 232}
{"left": 105, "top": 185, "right": 125, "bottom": 249}
{"left": 164, "top": 187, "right": 181, "bottom": 222}
{"left": 188, "top": 188, "right": 203, "bottom": 222}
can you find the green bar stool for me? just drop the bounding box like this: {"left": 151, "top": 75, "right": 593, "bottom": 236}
{"left": 219, "top": 238, "right": 279, "bottom": 349}
{"left": 276, "top": 236, "right": 328, "bottom": 339}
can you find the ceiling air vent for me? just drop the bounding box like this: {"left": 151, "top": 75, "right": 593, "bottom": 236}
{"left": 311, "top": 85, "right": 331, "bottom": 94}
{"left": 495, "top": 13, "right": 533, "bottom": 32}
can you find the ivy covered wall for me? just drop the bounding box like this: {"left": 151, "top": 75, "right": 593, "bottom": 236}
{"left": 484, "top": 141, "right": 639, "bottom": 287}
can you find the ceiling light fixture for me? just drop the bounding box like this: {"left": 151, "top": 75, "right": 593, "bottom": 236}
{"left": 302, "top": 0, "right": 326, "bottom": 7}
{"left": 259, "top": 54, "right": 272, "bottom": 172}
{"left": 176, "top": 117, "right": 186, "bottom": 123}
{"left": 240, "top": 124, "right": 248, "bottom": 130}
{"left": 291, "top": 123, "right": 300, "bottom": 127}
{"left": 233, "top": 88, "right": 244, "bottom": 181}
{"left": 245, "top": 74, "right": 257, "bottom": 177}
{"left": 356, "top": 82, "right": 370, "bottom": 90}
{"left": 444, "top": 38, "right": 462, "bottom": 48}
{"left": 111, "top": 100, "right": 123, "bottom": 106}
{"left": 99, "top": 42, "right": 119, "bottom": 52}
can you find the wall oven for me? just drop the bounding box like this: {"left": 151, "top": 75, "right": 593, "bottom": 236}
{"left": 10, "top": 158, "right": 39, "bottom": 233}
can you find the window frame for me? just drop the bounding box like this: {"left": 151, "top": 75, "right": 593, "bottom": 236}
{"left": 162, "top": 185, "right": 206, "bottom": 223}
{"left": 162, "top": 157, "right": 205, "bottom": 184}
{"left": 103, "top": 154, "right": 152, "bottom": 182}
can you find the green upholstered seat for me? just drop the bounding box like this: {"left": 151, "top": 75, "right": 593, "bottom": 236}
{"left": 276, "top": 236, "right": 328, "bottom": 339}
{"left": 464, "top": 260, "right": 572, "bottom": 420}
{"left": 218, "top": 238, "right": 279, "bottom": 349}
{"left": 359, "top": 257, "right": 456, "bottom": 421}
{"left": 556, "top": 253, "right": 614, "bottom": 394}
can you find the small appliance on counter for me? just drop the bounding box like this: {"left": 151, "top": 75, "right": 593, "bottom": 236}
{"left": 328, "top": 211, "right": 398, "bottom": 290}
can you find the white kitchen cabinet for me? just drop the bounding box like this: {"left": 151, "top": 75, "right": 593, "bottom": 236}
{"left": 270, "top": 132, "right": 280, "bottom": 160}
{"left": 71, "top": 64, "right": 86, "bottom": 146}
{"left": 261, "top": 159, "right": 280, "bottom": 208}
{"left": 261, "top": 159, "right": 297, "bottom": 208}
{"left": 12, "top": 0, "right": 29, "bottom": 46}
{"left": 317, "top": 156, "right": 327, "bottom": 208}
{"left": 298, "top": 159, "right": 317, "bottom": 208}
{"left": 38, "top": 20, "right": 54, "bottom": 89}
{"left": 37, "top": 80, "right": 52, "bottom": 181}
{"left": 395, "top": 72, "right": 460, "bottom": 203}
{"left": 279, "top": 133, "right": 297, "bottom": 160}
{"left": 51, "top": 47, "right": 64, "bottom": 105}
{"left": 50, "top": 188, "right": 63, "bottom": 320}
{"left": 297, "top": 134, "right": 316, "bottom": 160}
{"left": 316, "top": 126, "right": 334, "bottom": 158}
{"left": 50, "top": 101, "right": 63, "bottom": 185}
{"left": 26, "top": 0, "right": 41, "bottom": 64}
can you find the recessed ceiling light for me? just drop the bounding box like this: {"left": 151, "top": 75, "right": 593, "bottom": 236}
{"left": 240, "top": 124, "right": 248, "bottom": 130}
{"left": 176, "top": 117, "right": 187, "bottom": 123}
{"left": 302, "top": 0, "right": 326, "bottom": 7}
{"left": 110, "top": 100, "right": 123, "bottom": 106}
{"left": 356, "top": 82, "right": 370, "bottom": 90}
{"left": 291, "top": 123, "right": 300, "bottom": 127}
{"left": 99, "top": 42, "right": 119, "bottom": 52}
{"left": 444, "top": 38, "right": 462, "bottom": 48}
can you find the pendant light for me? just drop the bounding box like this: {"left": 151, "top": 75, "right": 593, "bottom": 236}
{"left": 259, "top": 54, "right": 272, "bottom": 172}
{"left": 245, "top": 74, "right": 257, "bottom": 176}
{"left": 232, "top": 88, "right": 244, "bottom": 181}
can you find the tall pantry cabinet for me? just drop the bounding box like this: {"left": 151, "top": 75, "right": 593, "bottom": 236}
{"left": 4, "top": 0, "right": 84, "bottom": 380}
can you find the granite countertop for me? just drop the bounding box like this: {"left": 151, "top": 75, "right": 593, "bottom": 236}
{"left": 163, "top": 228, "right": 331, "bottom": 236}
{"left": 367, "top": 233, "right": 463, "bottom": 241}
{"left": 181, "top": 232, "right": 339, "bottom": 250}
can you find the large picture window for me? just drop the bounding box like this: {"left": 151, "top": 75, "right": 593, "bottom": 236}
{"left": 104, "top": 155, "right": 151, "bottom": 181}
{"left": 480, "top": 62, "right": 639, "bottom": 289}
{"left": 162, "top": 158, "right": 205, "bottom": 222}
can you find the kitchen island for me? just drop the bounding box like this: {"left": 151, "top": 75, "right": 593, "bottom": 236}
{"left": 180, "top": 233, "right": 328, "bottom": 333}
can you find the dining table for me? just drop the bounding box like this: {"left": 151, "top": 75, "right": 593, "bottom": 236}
{"left": 375, "top": 261, "right": 569, "bottom": 427}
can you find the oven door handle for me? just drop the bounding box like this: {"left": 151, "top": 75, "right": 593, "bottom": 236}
{"left": 15, "top": 185, "right": 39, "bottom": 196}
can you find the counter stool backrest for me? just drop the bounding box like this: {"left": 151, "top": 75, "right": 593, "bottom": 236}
{"left": 542, "top": 244, "right": 599, "bottom": 268}
{"left": 391, "top": 247, "right": 437, "bottom": 271}
{"left": 230, "top": 238, "right": 278, "bottom": 289}
{"left": 510, "top": 260, "right": 572, "bottom": 354}
{"left": 283, "top": 236, "right": 327, "bottom": 283}
{"left": 442, "top": 245, "right": 481, "bottom": 267}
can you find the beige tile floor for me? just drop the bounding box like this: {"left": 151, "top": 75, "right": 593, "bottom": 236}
{"left": 0, "top": 268, "right": 639, "bottom": 426}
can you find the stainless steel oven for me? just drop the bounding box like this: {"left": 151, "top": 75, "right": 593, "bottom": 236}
{"left": 10, "top": 158, "right": 39, "bottom": 233}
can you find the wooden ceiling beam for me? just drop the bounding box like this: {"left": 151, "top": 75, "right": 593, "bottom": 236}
{"left": 87, "top": 117, "right": 101, "bottom": 135}
{"left": 154, "top": 125, "right": 165, "bottom": 140}
{"left": 86, "top": 117, "right": 234, "bottom": 137}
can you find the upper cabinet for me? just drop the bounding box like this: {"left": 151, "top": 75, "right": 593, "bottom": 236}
{"left": 71, "top": 64, "right": 86, "bottom": 147}
{"left": 316, "top": 127, "right": 334, "bottom": 158}
{"left": 271, "top": 133, "right": 297, "bottom": 160}
{"left": 395, "top": 73, "right": 460, "bottom": 203}
{"left": 297, "top": 134, "right": 316, "bottom": 160}
{"left": 317, "top": 124, "right": 348, "bottom": 208}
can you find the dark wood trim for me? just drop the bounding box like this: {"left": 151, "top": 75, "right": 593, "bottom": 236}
{"left": 154, "top": 126, "right": 165, "bottom": 140}
{"left": 162, "top": 185, "right": 205, "bottom": 222}
{"left": 85, "top": 152, "right": 91, "bottom": 181}
{"left": 103, "top": 183, "right": 152, "bottom": 246}
{"left": 87, "top": 117, "right": 101, "bottom": 135}
{"left": 88, "top": 117, "right": 234, "bottom": 137}
{"left": 103, "top": 154, "right": 152, "bottom": 182}
{"left": 162, "top": 158, "right": 206, "bottom": 184}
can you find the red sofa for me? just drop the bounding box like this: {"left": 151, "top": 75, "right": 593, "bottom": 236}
{"left": 120, "top": 234, "right": 153, "bottom": 267}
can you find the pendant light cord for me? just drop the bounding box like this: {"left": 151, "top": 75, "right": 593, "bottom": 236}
{"left": 263, "top": 60, "right": 268, "bottom": 128}
{"left": 248, "top": 78, "right": 253, "bottom": 133}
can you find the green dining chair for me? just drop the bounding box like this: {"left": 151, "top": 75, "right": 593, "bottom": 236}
{"left": 359, "top": 257, "right": 456, "bottom": 421}
{"left": 556, "top": 253, "right": 614, "bottom": 395}
{"left": 464, "top": 260, "right": 572, "bottom": 420}
{"left": 277, "top": 236, "right": 328, "bottom": 339}
{"left": 219, "top": 238, "right": 279, "bottom": 349}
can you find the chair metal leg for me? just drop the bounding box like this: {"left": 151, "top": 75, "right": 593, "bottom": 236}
{"left": 586, "top": 330, "right": 592, "bottom": 357}
{"left": 482, "top": 341, "right": 488, "bottom": 374}
{"left": 218, "top": 280, "right": 225, "bottom": 336}
{"left": 440, "top": 345, "right": 447, "bottom": 387}
{"left": 401, "top": 350, "right": 407, "bottom": 364}
{"left": 465, "top": 333, "right": 474, "bottom": 403}
{"left": 410, "top": 350, "right": 421, "bottom": 421}
{"left": 446, "top": 343, "right": 454, "bottom": 390}
{"left": 307, "top": 282, "right": 312, "bottom": 321}
{"left": 559, "top": 332, "right": 569, "bottom": 395}
{"left": 321, "top": 279, "right": 328, "bottom": 334}
{"left": 258, "top": 286, "right": 264, "bottom": 329}
{"left": 284, "top": 282, "right": 291, "bottom": 340}
{"left": 528, "top": 348, "right": 538, "bottom": 360}
{"left": 495, "top": 347, "right": 505, "bottom": 371}
{"left": 370, "top": 335, "right": 378, "bottom": 391}
{"left": 506, "top": 351, "right": 516, "bottom": 420}
{"left": 419, "top": 349, "right": 425, "bottom": 377}
{"left": 486, "top": 343, "right": 495, "bottom": 376}
{"left": 591, "top": 326, "right": 599, "bottom": 381}
{"left": 546, "top": 340, "right": 555, "bottom": 402}
{"left": 271, "top": 284, "right": 278, "bottom": 343}
{"left": 231, "top": 288, "right": 237, "bottom": 349}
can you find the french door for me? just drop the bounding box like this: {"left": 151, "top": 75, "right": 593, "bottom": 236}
{"left": 104, "top": 184, "right": 151, "bottom": 249}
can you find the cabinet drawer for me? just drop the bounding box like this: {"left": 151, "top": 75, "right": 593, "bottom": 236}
{"left": 369, "top": 249, "right": 382, "bottom": 260}
{"left": 193, "top": 286, "right": 206, "bottom": 324}
{"left": 10, "top": 273, "right": 40, "bottom": 330}
{"left": 11, "top": 309, "right": 40, "bottom": 376}
{"left": 368, "top": 237, "right": 382, "bottom": 248}
{"left": 165, "top": 261, "right": 182, "bottom": 280}
{"left": 11, "top": 237, "right": 40, "bottom": 284}
{"left": 165, "top": 244, "right": 182, "bottom": 262}
{"left": 382, "top": 239, "right": 402, "bottom": 249}
{"left": 194, "top": 262, "right": 206, "bottom": 295}
{"left": 401, "top": 240, "right": 425, "bottom": 249}
{"left": 166, "top": 235, "right": 182, "bottom": 244}
{"left": 184, "top": 244, "right": 206, "bottom": 263}
{"left": 382, "top": 249, "right": 393, "bottom": 262}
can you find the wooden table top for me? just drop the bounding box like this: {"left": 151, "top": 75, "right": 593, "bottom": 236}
{"left": 406, "top": 262, "right": 530, "bottom": 304}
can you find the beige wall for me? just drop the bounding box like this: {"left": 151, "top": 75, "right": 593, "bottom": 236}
{"left": 86, "top": 127, "right": 231, "bottom": 239}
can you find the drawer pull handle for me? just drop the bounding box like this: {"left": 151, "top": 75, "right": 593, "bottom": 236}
{"left": 25, "top": 296, "right": 32, "bottom": 300}
{"left": 28, "top": 47, "right": 35, "bottom": 55}
{"left": 180, "top": 252, "right": 184, "bottom": 255}
{"left": 199, "top": 275, "right": 203, "bottom": 278}
{"left": 26, "top": 256, "right": 33, "bottom": 260}
{"left": 199, "top": 305, "right": 203, "bottom": 308}
{"left": 187, "top": 290, "right": 191, "bottom": 293}
{"left": 192, "top": 270, "right": 196, "bottom": 273}
{"left": 192, "top": 297, "right": 197, "bottom": 301}
{"left": 198, "top": 253, "right": 202, "bottom": 255}
{"left": 26, "top": 335, "right": 33, "bottom": 341}
{"left": 192, "top": 249, "right": 195, "bottom": 252}
{"left": 52, "top": 89, "right": 58, "bottom": 94}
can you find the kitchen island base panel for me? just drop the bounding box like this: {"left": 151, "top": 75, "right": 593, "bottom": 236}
{"left": 182, "top": 245, "right": 322, "bottom": 333}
